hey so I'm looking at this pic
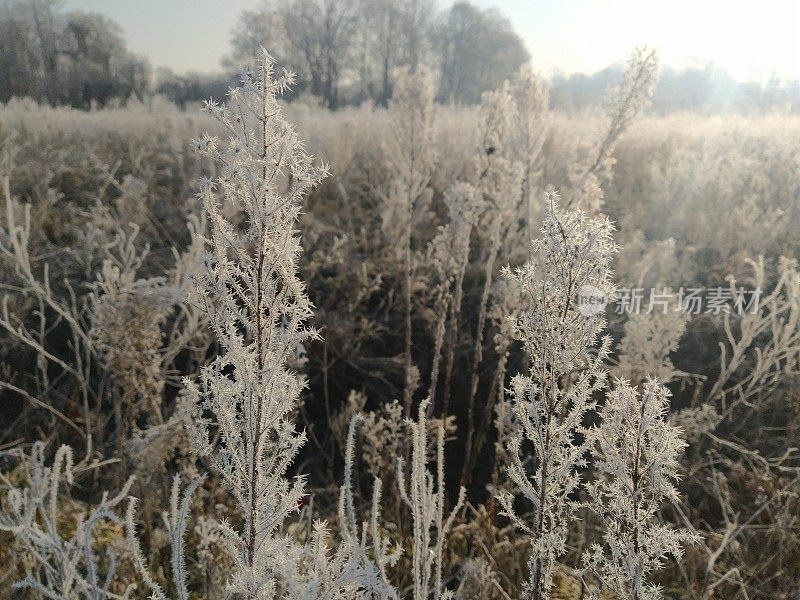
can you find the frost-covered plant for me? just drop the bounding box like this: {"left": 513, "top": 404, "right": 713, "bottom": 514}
{"left": 612, "top": 235, "right": 684, "bottom": 291}
{"left": 340, "top": 397, "right": 464, "bottom": 599}
{"left": 90, "top": 224, "right": 173, "bottom": 438}
{"left": 181, "top": 49, "right": 331, "bottom": 596}
{"left": 0, "top": 176, "right": 96, "bottom": 449}
{"left": 126, "top": 475, "right": 206, "bottom": 600}
{"left": 496, "top": 190, "right": 616, "bottom": 599}
{"left": 510, "top": 66, "right": 550, "bottom": 245}
{"left": 154, "top": 48, "right": 404, "bottom": 599}
{"left": 0, "top": 443, "right": 134, "bottom": 598}
{"left": 709, "top": 256, "right": 800, "bottom": 411}
{"left": 0, "top": 172, "right": 201, "bottom": 458}
{"left": 612, "top": 301, "right": 690, "bottom": 385}
{"left": 427, "top": 182, "right": 482, "bottom": 411}
{"left": 382, "top": 67, "right": 437, "bottom": 415}
{"left": 487, "top": 275, "right": 525, "bottom": 494}
{"left": 567, "top": 47, "right": 659, "bottom": 212}
{"left": 461, "top": 83, "right": 524, "bottom": 479}
{"left": 339, "top": 414, "right": 403, "bottom": 599}
{"left": 163, "top": 212, "right": 212, "bottom": 369}
{"left": 582, "top": 378, "right": 699, "bottom": 600}
{"left": 668, "top": 403, "right": 721, "bottom": 447}
{"left": 397, "top": 398, "right": 466, "bottom": 599}
{"left": 453, "top": 557, "right": 505, "bottom": 600}
{"left": 193, "top": 514, "right": 233, "bottom": 596}
{"left": 360, "top": 399, "right": 405, "bottom": 483}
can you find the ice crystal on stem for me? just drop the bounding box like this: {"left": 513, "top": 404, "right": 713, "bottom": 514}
{"left": 582, "top": 378, "right": 699, "bottom": 600}
{"left": 183, "top": 49, "right": 328, "bottom": 596}
{"left": 496, "top": 190, "right": 617, "bottom": 599}
{"left": 397, "top": 398, "right": 466, "bottom": 599}
{"left": 0, "top": 443, "right": 134, "bottom": 599}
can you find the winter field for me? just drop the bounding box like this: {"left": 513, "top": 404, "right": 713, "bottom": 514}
{"left": 0, "top": 36, "right": 799, "bottom": 600}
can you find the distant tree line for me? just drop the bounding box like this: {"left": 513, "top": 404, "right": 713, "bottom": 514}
{"left": 153, "top": 69, "right": 236, "bottom": 109}
{"left": 0, "top": 0, "right": 531, "bottom": 110}
{"left": 227, "top": 0, "right": 531, "bottom": 108}
{"left": 0, "top": 0, "right": 149, "bottom": 107}
{"left": 551, "top": 63, "right": 800, "bottom": 114}
{"left": 2, "top": 0, "right": 797, "bottom": 113}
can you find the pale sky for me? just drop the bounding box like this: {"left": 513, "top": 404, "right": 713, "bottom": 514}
{"left": 62, "top": 0, "right": 800, "bottom": 82}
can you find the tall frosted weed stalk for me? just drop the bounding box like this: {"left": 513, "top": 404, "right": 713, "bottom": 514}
{"left": 157, "top": 49, "right": 394, "bottom": 600}
{"left": 497, "top": 192, "right": 616, "bottom": 599}
{"left": 143, "top": 50, "right": 368, "bottom": 598}
{"left": 583, "top": 378, "right": 699, "bottom": 600}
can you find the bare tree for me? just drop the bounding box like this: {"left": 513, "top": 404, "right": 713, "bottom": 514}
{"left": 432, "top": 1, "right": 530, "bottom": 104}
{"left": 229, "top": 0, "right": 359, "bottom": 109}
{"left": 352, "top": 0, "right": 434, "bottom": 104}
{"left": 0, "top": 0, "right": 150, "bottom": 105}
